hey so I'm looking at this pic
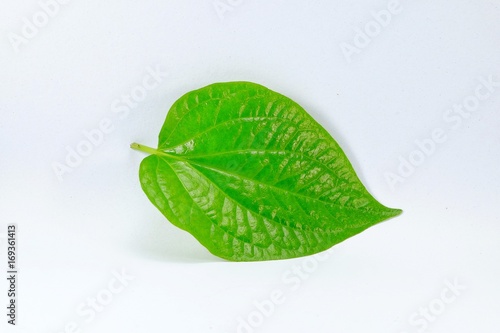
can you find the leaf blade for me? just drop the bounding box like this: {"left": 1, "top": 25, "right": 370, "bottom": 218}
{"left": 136, "top": 81, "right": 402, "bottom": 261}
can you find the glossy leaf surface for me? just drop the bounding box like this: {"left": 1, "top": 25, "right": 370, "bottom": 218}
{"left": 133, "top": 82, "right": 401, "bottom": 261}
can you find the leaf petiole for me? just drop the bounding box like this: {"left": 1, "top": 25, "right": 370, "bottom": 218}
{"left": 130, "top": 142, "right": 158, "bottom": 155}
{"left": 131, "top": 142, "right": 185, "bottom": 161}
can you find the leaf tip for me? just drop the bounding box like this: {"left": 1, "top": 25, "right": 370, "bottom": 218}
{"left": 388, "top": 207, "right": 403, "bottom": 218}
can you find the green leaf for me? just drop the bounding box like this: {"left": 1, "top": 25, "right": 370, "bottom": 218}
{"left": 132, "top": 81, "right": 401, "bottom": 261}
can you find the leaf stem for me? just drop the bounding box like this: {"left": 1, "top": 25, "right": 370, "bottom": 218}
{"left": 130, "top": 142, "right": 159, "bottom": 155}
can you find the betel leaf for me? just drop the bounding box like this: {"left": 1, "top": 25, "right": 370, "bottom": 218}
{"left": 131, "top": 81, "right": 401, "bottom": 261}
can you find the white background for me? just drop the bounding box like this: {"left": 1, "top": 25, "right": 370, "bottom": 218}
{"left": 1, "top": 1, "right": 500, "bottom": 332}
